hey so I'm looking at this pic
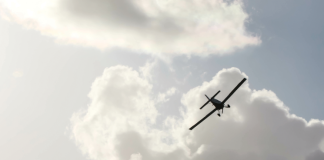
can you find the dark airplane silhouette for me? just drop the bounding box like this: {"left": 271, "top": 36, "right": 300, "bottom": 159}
{"left": 189, "top": 78, "right": 247, "bottom": 130}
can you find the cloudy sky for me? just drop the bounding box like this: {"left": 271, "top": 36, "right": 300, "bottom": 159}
{"left": 0, "top": 0, "right": 324, "bottom": 160}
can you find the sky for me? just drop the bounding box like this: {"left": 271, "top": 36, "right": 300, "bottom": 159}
{"left": 0, "top": 0, "right": 324, "bottom": 160}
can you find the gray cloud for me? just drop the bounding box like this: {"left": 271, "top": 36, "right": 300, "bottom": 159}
{"left": 63, "top": 0, "right": 149, "bottom": 27}
{"left": 0, "top": 0, "right": 260, "bottom": 58}
{"left": 70, "top": 66, "right": 324, "bottom": 160}
{"left": 306, "top": 150, "right": 324, "bottom": 160}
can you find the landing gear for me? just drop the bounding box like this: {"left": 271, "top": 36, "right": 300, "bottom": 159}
{"left": 217, "top": 113, "right": 221, "bottom": 117}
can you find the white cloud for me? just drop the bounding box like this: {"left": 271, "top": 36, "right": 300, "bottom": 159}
{"left": 70, "top": 65, "right": 175, "bottom": 160}
{"left": 129, "top": 153, "right": 142, "bottom": 160}
{"left": 139, "top": 59, "right": 157, "bottom": 82}
{"left": 12, "top": 70, "right": 23, "bottom": 78}
{"left": 156, "top": 87, "right": 177, "bottom": 103}
{"left": 181, "top": 68, "right": 324, "bottom": 160}
{"left": 0, "top": 0, "right": 260, "bottom": 58}
{"left": 70, "top": 66, "right": 324, "bottom": 160}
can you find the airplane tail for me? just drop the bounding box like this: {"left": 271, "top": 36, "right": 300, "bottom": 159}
{"left": 200, "top": 90, "right": 220, "bottom": 109}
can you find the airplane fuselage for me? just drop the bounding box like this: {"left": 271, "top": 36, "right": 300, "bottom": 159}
{"left": 211, "top": 99, "right": 224, "bottom": 110}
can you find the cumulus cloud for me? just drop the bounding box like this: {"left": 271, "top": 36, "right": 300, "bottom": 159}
{"left": 156, "top": 87, "right": 177, "bottom": 103}
{"left": 0, "top": 0, "right": 260, "bottom": 58}
{"left": 70, "top": 65, "right": 177, "bottom": 160}
{"left": 139, "top": 59, "right": 157, "bottom": 81}
{"left": 181, "top": 68, "right": 324, "bottom": 160}
{"left": 70, "top": 66, "right": 324, "bottom": 160}
{"left": 12, "top": 70, "right": 23, "bottom": 78}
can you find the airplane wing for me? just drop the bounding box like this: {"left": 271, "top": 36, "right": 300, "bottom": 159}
{"left": 221, "top": 78, "right": 246, "bottom": 105}
{"left": 200, "top": 90, "right": 220, "bottom": 109}
{"left": 189, "top": 108, "right": 217, "bottom": 130}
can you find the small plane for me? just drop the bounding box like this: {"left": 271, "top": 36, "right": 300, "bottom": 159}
{"left": 189, "top": 78, "right": 247, "bottom": 130}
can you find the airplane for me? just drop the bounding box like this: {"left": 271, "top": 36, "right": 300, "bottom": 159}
{"left": 189, "top": 78, "right": 247, "bottom": 130}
